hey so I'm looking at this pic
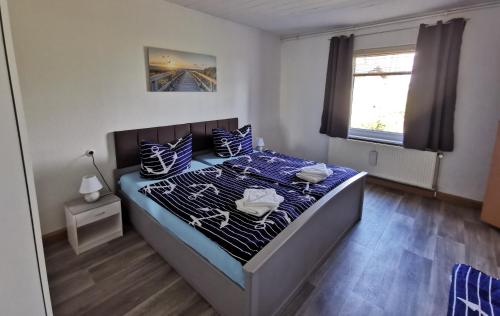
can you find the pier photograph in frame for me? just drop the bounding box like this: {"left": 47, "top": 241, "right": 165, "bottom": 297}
{"left": 147, "top": 47, "right": 217, "bottom": 92}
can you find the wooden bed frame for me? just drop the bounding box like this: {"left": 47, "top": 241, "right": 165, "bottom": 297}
{"left": 113, "top": 118, "right": 366, "bottom": 316}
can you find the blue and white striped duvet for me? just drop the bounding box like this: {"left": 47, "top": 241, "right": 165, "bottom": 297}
{"left": 120, "top": 161, "right": 246, "bottom": 287}
{"left": 138, "top": 151, "right": 358, "bottom": 265}
{"left": 139, "top": 165, "right": 316, "bottom": 264}
{"left": 223, "top": 150, "right": 358, "bottom": 199}
{"left": 448, "top": 264, "right": 500, "bottom": 316}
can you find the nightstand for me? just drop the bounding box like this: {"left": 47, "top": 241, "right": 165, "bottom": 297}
{"left": 65, "top": 194, "right": 123, "bottom": 255}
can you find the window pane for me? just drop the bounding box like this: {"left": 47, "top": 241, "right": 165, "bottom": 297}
{"left": 350, "top": 74, "right": 411, "bottom": 134}
{"left": 354, "top": 52, "right": 414, "bottom": 74}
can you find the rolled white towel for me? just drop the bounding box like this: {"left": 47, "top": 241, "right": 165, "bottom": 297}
{"left": 235, "top": 200, "right": 273, "bottom": 217}
{"left": 296, "top": 171, "right": 331, "bottom": 184}
{"left": 300, "top": 163, "right": 332, "bottom": 176}
{"left": 235, "top": 188, "right": 284, "bottom": 217}
{"left": 297, "top": 163, "right": 333, "bottom": 183}
{"left": 243, "top": 188, "right": 284, "bottom": 207}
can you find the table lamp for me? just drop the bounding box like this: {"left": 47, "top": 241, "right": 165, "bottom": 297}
{"left": 256, "top": 137, "right": 265, "bottom": 152}
{"left": 79, "top": 175, "right": 103, "bottom": 203}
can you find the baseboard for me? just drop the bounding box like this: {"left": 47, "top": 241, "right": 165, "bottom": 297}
{"left": 366, "top": 175, "right": 483, "bottom": 209}
{"left": 366, "top": 176, "right": 435, "bottom": 198}
{"left": 435, "top": 191, "right": 483, "bottom": 210}
{"left": 42, "top": 228, "right": 67, "bottom": 247}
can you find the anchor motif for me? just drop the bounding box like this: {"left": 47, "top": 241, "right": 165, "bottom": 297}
{"left": 194, "top": 168, "right": 222, "bottom": 178}
{"left": 300, "top": 194, "right": 316, "bottom": 202}
{"left": 232, "top": 165, "right": 260, "bottom": 180}
{"left": 248, "top": 185, "right": 267, "bottom": 190}
{"left": 288, "top": 189, "right": 315, "bottom": 202}
{"left": 292, "top": 181, "right": 327, "bottom": 194}
{"left": 280, "top": 166, "right": 303, "bottom": 175}
{"left": 221, "top": 138, "right": 242, "bottom": 157}
{"left": 189, "top": 207, "right": 230, "bottom": 228}
{"left": 167, "top": 137, "right": 183, "bottom": 149}
{"left": 259, "top": 156, "right": 287, "bottom": 164}
{"left": 292, "top": 181, "right": 312, "bottom": 194}
{"left": 255, "top": 209, "right": 291, "bottom": 230}
{"left": 334, "top": 167, "right": 347, "bottom": 174}
{"left": 238, "top": 155, "right": 252, "bottom": 163}
{"left": 457, "top": 298, "right": 489, "bottom": 316}
{"left": 235, "top": 128, "right": 250, "bottom": 138}
{"left": 188, "top": 184, "right": 219, "bottom": 200}
{"left": 144, "top": 146, "right": 178, "bottom": 175}
{"left": 143, "top": 180, "right": 176, "bottom": 195}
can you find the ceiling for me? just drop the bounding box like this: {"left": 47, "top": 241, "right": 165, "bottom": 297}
{"left": 165, "top": 0, "right": 496, "bottom": 36}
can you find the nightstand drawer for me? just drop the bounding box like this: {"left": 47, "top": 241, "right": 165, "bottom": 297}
{"left": 76, "top": 202, "right": 120, "bottom": 227}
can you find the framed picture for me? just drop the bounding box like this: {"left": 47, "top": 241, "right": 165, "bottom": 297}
{"left": 147, "top": 47, "right": 217, "bottom": 92}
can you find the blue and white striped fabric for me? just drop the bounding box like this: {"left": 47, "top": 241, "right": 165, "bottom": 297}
{"left": 140, "top": 134, "right": 192, "bottom": 180}
{"left": 223, "top": 150, "right": 358, "bottom": 200}
{"left": 212, "top": 125, "right": 253, "bottom": 158}
{"left": 139, "top": 165, "right": 315, "bottom": 264}
{"left": 448, "top": 264, "right": 500, "bottom": 316}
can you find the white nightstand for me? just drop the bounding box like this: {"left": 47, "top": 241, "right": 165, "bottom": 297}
{"left": 65, "top": 194, "right": 123, "bottom": 255}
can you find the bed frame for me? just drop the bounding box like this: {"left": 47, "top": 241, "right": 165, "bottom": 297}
{"left": 113, "top": 118, "right": 366, "bottom": 316}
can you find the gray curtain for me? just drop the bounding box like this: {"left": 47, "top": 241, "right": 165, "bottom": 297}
{"left": 320, "top": 35, "right": 354, "bottom": 138}
{"left": 403, "top": 18, "right": 466, "bottom": 152}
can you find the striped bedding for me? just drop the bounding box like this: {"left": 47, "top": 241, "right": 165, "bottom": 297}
{"left": 139, "top": 165, "right": 315, "bottom": 264}
{"left": 223, "top": 150, "right": 358, "bottom": 200}
{"left": 448, "top": 264, "right": 500, "bottom": 316}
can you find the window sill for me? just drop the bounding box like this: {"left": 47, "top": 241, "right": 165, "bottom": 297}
{"left": 347, "top": 135, "right": 403, "bottom": 147}
{"left": 348, "top": 128, "right": 403, "bottom": 146}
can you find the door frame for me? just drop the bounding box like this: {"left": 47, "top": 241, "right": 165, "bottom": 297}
{"left": 0, "top": 1, "right": 53, "bottom": 314}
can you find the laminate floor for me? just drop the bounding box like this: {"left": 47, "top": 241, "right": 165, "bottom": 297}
{"left": 44, "top": 184, "right": 500, "bottom": 316}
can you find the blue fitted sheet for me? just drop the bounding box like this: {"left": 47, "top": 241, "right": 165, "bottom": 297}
{"left": 119, "top": 160, "right": 245, "bottom": 288}
{"left": 193, "top": 152, "right": 251, "bottom": 166}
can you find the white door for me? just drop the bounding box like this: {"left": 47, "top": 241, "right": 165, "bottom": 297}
{"left": 0, "top": 7, "right": 47, "bottom": 316}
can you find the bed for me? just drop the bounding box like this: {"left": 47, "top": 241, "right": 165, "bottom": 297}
{"left": 193, "top": 151, "right": 237, "bottom": 166}
{"left": 114, "top": 118, "right": 367, "bottom": 316}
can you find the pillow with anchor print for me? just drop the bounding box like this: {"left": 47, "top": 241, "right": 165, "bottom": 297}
{"left": 140, "top": 133, "right": 192, "bottom": 180}
{"left": 212, "top": 125, "right": 253, "bottom": 158}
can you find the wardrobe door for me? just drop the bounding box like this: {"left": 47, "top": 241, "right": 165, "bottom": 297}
{"left": 481, "top": 121, "right": 500, "bottom": 228}
{"left": 0, "top": 10, "right": 47, "bottom": 316}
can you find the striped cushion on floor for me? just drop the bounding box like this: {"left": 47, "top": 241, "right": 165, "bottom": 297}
{"left": 448, "top": 264, "right": 500, "bottom": 316}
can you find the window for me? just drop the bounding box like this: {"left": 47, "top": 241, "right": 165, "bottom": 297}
{"left": 349, "top": 47, "right": 415, "bottom": 145}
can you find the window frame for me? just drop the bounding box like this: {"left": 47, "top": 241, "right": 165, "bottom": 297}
{"left": 348, "top": 45, "right": 415, "bottom": 146}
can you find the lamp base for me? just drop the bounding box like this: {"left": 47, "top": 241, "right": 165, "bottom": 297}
{"left": 83, "top": 191, "right": 100, "bottom": 203}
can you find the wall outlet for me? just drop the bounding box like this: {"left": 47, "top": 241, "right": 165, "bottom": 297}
{"left": 85, "top": 149, "right": 95, "bottom": 157}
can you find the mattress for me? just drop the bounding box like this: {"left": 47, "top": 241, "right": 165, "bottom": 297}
{"left": 119, "top": 160, "right": 245, "bottom": 288}
{"left": 193, "top": 152, "right": 239, "bottom": 166}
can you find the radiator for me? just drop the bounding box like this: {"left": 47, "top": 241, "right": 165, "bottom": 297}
{"left": 328, "top": 138, "right": 438, "bottom": 189}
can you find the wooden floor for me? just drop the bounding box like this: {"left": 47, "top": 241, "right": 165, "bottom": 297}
{"left": 44, "top": 184, "right": 500, "bottom": 316}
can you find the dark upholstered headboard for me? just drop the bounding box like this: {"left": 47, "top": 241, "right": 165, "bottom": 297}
{"left": 114, "top": 118, "right": 238, "bottom": 169}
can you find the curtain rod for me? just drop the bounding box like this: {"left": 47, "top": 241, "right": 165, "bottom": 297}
{"left": 281, "top": 1, "right": 496, "bottom": 41}
{"left": 330, "top": 25, "right": 418, "bottom": 39}
{"left": 325, "top": 17, "right": 470, "bottom": 41}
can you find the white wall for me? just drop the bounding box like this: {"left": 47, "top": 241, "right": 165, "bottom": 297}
{"left": 280, "top": 5, "right": 500, "bottom": 201}
{"left": 8, "top": 0, "right": 281, "bottom": 234}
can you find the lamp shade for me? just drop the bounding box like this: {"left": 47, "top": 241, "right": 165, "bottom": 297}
{"left": 257, "top": 137, "right": 265, "bottom": 147}
{"left": 79, "top": 175, "right": 103, "bottom": 194}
